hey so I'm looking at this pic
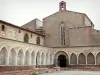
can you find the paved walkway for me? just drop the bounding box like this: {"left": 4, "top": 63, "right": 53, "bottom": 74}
{"left": 40, "top": 71, "right": 100, "bottom": 75}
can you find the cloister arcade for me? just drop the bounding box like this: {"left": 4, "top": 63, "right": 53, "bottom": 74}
{"left": 1, "top": 46, "right": 100, "bottom": 67}
{"left": 54, "top": 51, "right": 100, "bottom": 67}
{"left": 0, "top": 47, "right": 53, "bottom": 66}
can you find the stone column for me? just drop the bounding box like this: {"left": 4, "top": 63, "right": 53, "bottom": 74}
{"left": 22, "top": 53, "right": 25, "bottom": 65}
{"left": 34, "top": 56, "right": 36, "bottom": 65}
{"left": 38, "top": 54, "right": 42, "bottom": 65}
{"left": 51, "top": 55, "right": 54, "bottom": 65}
{"left": 86, "top": 56, "right": 87, "bottom": 65}
{"left": 77, "top": 56, "right": 78, "bottom": 65}
{"left": 14, "top": 53, "right": 17, "bottom": 65}
{"left": 46, "top": 56, "right": 47, "bottom": 65}
{"left": 5, "top": 51, "right": 9, "bottom": 65}
{"left": 68, "top": 55, "right": 70, "bottom": 65}
{"left": 95, "top": 56, "right": 96, "bottom": 65}
{"left": 48, "top": 54, "right": 50, "bottom": 65}
{"left": 28, "top": 53, "right": 31, "bottom": 65}
{"left": 56, "top": 59, "right": 58, "bottom": 67}
{"left": 43, "top": 54, "right": 46, "bottom": 65}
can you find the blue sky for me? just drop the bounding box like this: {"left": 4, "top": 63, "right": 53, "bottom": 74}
{"left": 0, "top": 0, "right": 100, "bottom": 29}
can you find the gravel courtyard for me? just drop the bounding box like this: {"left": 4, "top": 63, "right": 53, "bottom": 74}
{"left": 40, "top": 71, "right": 100, "bottom": 75}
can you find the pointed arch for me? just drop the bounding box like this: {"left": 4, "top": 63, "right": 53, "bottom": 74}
{"left": 87, "top": 53, "right": 95, "bottom": 65}
{"left": 0, "top": 47, "right": 7, "bottom": 65}
{"left": 31, "top": 51, "right": 35, "bottom": 65}
{"left": 9, "top": 48, "right": 16, "bottom": 65}
{"left": 25, "top": 50, "right": 30, "bottom": 65}
{"left": 96, "top": 52, "right": 100, "bottom": 65}
{"left": 70, "top": 53, "right": 77, "bottom": 65}
{"left": 78, "top": 53, "right": 86, "bottom": 64}
{"left": 41, "top": 52, "right": 44, "bottom": 65}
{"left": 17, "top": 49, "right": 24, "bottom": 65}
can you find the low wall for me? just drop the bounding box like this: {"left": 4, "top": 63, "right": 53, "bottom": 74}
{"left": 0, "top": 65, "right": 100, "bottom": 75}
{"left": 60, "top": 65, "right": 100, "bottom": 71}
{"left": 0, "top": 66, "right": 36, "bottom": 72}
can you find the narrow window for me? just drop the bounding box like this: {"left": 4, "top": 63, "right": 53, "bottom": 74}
{"left": 19, "top": 30, "right": 21, "bottom": 33}
{"left": 60, "top": 22, "right": 66, "bottom": 45}
{"left": 24, "top": 34, "right": 29, "bottom": 42}
{"left": 36, "top": 37, "right": 40, "bottom": 45}
{"left": 31, "top": 34, "right": 32, "bottom": 38}
{"left": 1, "top": 25, "right": 5, "bottom": 31}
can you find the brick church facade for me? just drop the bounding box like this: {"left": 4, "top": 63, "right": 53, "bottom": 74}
{"left": 0, "top": 1, "right": 100, "bottom": 73}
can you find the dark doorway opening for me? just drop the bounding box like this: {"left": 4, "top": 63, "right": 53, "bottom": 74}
{"left": 58, "top": 54, "right": 68, "bottom": 67}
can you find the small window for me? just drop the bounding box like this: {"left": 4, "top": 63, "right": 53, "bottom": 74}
{"left": 36, "top": 37, "right": 40, "bottom": 45}
{"left": 19, "top": 30, "right": 21, "bottom": 33}
{"left": 1, "top": 25, "right": 5, "bottom": 31}
{"left": 31, "top": 34, "right": 32, "bottom": 38}
{"left": 24, "top": 34, "right": 29, "bottom": 42}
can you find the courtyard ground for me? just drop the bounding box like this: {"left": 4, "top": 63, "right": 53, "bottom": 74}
{"left": 40, "top": 71, "right": 100, "bottom": 75}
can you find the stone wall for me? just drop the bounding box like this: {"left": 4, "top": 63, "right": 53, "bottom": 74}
{"left": 0, "top": 22, "right": 44, "bottom": 45}
{"left": 43, "top": 11, "right": 93, "bottom": 47}
{"left": 92, "top": 29, "right": 100, "bottom": 46}
{"left": 69, "top": 26, "right": 92, "bottom": 46}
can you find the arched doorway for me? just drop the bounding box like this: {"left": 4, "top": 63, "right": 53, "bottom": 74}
{"left": 58, "top": 54, "right": 67, "bottom": 67}
{"left": 54, "top": 51, "right": 69, "bottom": 67}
